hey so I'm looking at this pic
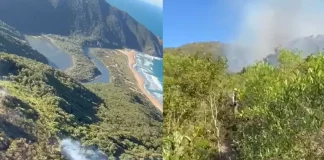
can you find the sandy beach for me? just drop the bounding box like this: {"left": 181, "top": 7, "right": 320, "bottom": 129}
{"left": 121, "top": 50, "right": 162, "bottom": 112}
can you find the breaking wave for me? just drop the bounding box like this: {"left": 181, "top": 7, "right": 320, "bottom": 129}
{"left": 133, "top": 52, "right": 163, "bottom": 104}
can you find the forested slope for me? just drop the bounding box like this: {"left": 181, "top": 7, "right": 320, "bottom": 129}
{"left": 0, "top": 53, "right": 162, "bottom": 159}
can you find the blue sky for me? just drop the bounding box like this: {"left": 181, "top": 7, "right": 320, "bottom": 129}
{"left": 164, "top": 0, "right": 246, "bottom": 47}
{"left": 163, "top": 0, "right": 324, "bottom": 48}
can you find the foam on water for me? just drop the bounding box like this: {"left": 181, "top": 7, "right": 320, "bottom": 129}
{"left": 133, "top": 52, "right": 163, "bottom": 104}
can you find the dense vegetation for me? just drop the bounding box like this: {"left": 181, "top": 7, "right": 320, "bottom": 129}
{"left": 163, "top": 48, "right": 324, "bottom": 159}
{"left": 0, "top": 0, "right": 162, "bottom": 57}
{"left": 0, "top": 21, "right": 48, "bottom": 64}
{"left": 0, "top": 53, "right": 162, "bottom": 159}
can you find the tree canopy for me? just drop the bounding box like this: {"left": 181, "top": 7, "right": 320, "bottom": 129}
{"left": 163, "top": 49, "right": 324, "bottom": 160}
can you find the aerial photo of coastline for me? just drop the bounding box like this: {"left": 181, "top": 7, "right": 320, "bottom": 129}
{"left": 0, "top": 0, "right": 162, "bottom": 159}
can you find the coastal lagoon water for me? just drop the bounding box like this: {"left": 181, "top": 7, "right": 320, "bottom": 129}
{"left": 26, "top": 36, "right": 162, "bottom": 105}
{"left": 133, "top": 52, "right": 163, "bottom": 104}
{"left": 83, "top": 47, "right": 110, "bottom": 84}
{"left": 25, "top": 36, "right": 72, "bottom": 70}
{"left": 26, "top": 36, "right": 110, "bottom": 83}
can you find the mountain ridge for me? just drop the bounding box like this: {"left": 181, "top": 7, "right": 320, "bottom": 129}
{"left": 167, "top": 34, "right": 324, "bottom": 71}
{"left": 0, "top": 0, "right": 162, "bottom": 57}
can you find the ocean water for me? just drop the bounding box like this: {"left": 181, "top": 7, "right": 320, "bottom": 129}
{"left": 105, "top": 0, "right": 163, "bottom": 39}
{"left": 133, "top": 52, "right": 163, "bottom": 105}
{"left": 106, "top": 0, "right": 163, "bottom": 105}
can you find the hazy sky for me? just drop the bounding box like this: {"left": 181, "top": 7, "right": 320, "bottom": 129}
{"left": 164, "top": 0, "right": 324, "bottom": 48}
{"left": 227, "top": 0, "right": 324, "bottom": 63}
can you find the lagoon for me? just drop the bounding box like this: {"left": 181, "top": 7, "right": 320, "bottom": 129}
{"left": 25, "top": 36, "right": 73, "bottom": 70}
{"left": 26, "top": 36, "right": 110, "bottom": 83}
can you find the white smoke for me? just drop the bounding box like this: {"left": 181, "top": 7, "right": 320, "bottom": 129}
{"left": 60, "top": 138, "right": 109, "bottom": 160}
{"left": 225, "top": 0, "right": 324, "bottom": 71}
{"left": 140, "top": 0, "right": 163, "bottom": 8}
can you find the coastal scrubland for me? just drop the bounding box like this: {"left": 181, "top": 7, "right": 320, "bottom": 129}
{"left": 0, "top": 53, "right": 162, "bottom": 159}
{"left": 163, "top": 48, "right": 324, "bottom": 160}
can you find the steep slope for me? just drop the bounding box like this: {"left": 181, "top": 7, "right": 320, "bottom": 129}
{"left": 0, "top": 21, "right": 48, "bottom": 64}
{"left": 0, "top": 0, "right": 162, "bottom": 57}
{"left": 0, "top": 53, "right": 162, "bottom": 159}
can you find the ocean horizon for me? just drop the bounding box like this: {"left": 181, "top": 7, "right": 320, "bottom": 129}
{"left": 105, "top": 0, "right": 163, "bottom": 39}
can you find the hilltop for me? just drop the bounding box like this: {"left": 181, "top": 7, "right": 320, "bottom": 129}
{"left": 166, "top": 35, "right": 324, "bottom": 72}
{"left": 164, "top": 42, "right": 224, "bottom": 57}
{"left": 0, "top": 0, "right": 162, "bottom": 57}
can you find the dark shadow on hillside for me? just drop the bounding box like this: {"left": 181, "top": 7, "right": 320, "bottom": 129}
{"left": 0, "top": 117, "right": 36, "bottom": 143}
{"left": 129, "top": 92, "right": 163, "bottom": 122}
{"left": 45, "top": 73, "right": 102, "bottom": 124}
{"left": 0, "top": 58, "right": 21, "bottom": 78}
{"left": 106, "top": 136, "right": 126, "bottom": 158}
{"left": 2, "top": 95, "right": 39, "bottom": 121}
{"left": 0, "top": 36, "right": 48, "bottom": 64}
{"left": 0, "top": 0, "right": 70, "bottom": 36}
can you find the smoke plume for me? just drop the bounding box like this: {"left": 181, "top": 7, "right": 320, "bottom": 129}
{"left": 60, "top": 138, "right": 109, "bottom": 160}
{"left": 225, "top": 0, "right": 324, "bottom": 71}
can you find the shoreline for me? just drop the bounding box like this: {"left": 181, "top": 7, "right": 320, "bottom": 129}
{"left": 121, "top": 50, "right": 163, "bottom": 112}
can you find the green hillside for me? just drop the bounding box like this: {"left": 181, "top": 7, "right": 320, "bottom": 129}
{"left": 0, "top": 21, "right": 48, "bottom": 64}
{"left": 163, "top": 48, "right": 324, "bottom": 159}
{"left": 0, "top": 53, "right": 162, "bottom": 159}
{"left": 164, "top": 42, "right": 224, "bottom": 57}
